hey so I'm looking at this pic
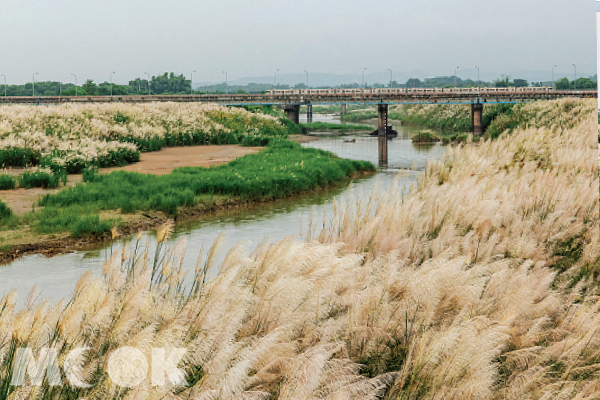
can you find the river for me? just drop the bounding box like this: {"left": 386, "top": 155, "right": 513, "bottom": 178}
{"left": 0, "top": 115, "right": 447, "bottom": 306}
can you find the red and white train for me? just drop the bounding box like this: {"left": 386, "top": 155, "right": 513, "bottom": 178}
{"left": 265, "top": 87, "right": 553, "bottom": 96}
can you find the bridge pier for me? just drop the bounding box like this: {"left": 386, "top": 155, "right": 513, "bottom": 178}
{"left": 378, "top": 103, "right": 388, "bottom": 136}
{"left": 284, "top": 104, "right": 300, "bottom": 124}
{"left": 307, "top": 103, "right": 313, "bottom": 123}
{"left": 378, "top": 103, "right": 389, "bottom": 166}
{"left": 471, "top": 102, "right": 483, "bottom": 136}
{"left": 340, "top": 104, "right": 347, "bottom": 117}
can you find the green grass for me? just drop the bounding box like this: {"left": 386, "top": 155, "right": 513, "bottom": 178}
{"left": 19, "top": 171, "right": 63, "bottom": 189}
{"left": 0, "top": 175, "right": 16, "bottom": 190}
{"left": 341, "top": 110, "right": 378, "bottom": 123}
{"left": 411, "top": 130, "right": 440, "bottom": 143}
{"left": 35, "top": 140, "right": 374, "bottom": 237}
{"left": 300, "top": 122, "right": 373, "bottom": 132}
{"left": 0, "top": 200, "right": 12, "bottom": 221}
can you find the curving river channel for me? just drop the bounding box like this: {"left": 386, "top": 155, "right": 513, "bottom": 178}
{"left": 0, "top": 115, "right": 448, "bottom": 307}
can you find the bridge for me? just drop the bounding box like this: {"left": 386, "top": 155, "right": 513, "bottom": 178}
{"left": 0, "top": 90, "right": 595, "bottom": 136}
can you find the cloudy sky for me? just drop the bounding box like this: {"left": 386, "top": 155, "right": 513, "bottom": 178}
{"left": 0, "top": 0, "right": 596, "bottom": 85}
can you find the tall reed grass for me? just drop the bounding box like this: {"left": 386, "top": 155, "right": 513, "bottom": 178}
{"left": 0, "top": 103, "right": 288, "bottom": 173}
{"left": 0, "top": 99, "right": 596, "bottom": 399}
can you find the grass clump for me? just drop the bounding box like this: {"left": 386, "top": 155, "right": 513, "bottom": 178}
{"left": 0, "top": 175, "right": 16, "bottom": 190}
{"left": 411, "top": 130, "right": 440, "bottom": 143}
{"left": 301, "top": 122, "right": 372, "bottom": 132}
{"left": 0, "top": 200, "right": 12, "bottom": 221}
{"left": 19, "top": 170, "right": 62, "bottom": 189}
{"left": 35, "top": 140, "right": 374, "bottom": 236}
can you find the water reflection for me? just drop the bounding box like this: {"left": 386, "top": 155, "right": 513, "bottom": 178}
{"left": 0, "top": 126, "right": 447, "bottom": 307}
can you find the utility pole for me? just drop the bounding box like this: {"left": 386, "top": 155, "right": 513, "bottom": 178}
{"left": 222, "top": 71, "right": 228, "bottom": 94}
{"left": 1, "top": 75, "right": 6, "bottom": 97}
{"left": 110, "top": 71, "right": 116, "bottom": 97}
{"left": 362, "top": 68, "right": 367, "bottom": 89}
{"left": 145, "top": 72, "right": 151, "bottom": 95}
{"left": 387, "top": 69, "right": 393, "bottom": 88}
{"left": 33, "top": 73, "right": 39, "bottom": 97}
{"left": 71, "top": 73, "right": 78, "bottom": 96}
{"left": 572, "top": 64, "right": 577, "bottom": 91}
{"left": 454, "top": 66, "right": 459, "bottom": 87}
{"left": 304, "top": 70, "right": 309, "bottom": 88}
{"left": 190, "top": 70, "right": 196, "bottom": 95}
{"left": 551, "top": 65, "right": 557, "bottom": 91}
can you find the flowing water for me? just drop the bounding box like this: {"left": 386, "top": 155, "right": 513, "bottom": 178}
{"left": 0, "top": 116, "right": 447, "bottom": 306}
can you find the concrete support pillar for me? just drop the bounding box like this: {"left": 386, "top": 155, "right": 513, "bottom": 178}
{"left": 284, "top": 104, "right": 300, "bottom": 124}
{"left": 471, "top": 102, "right": 483, "bottom": 136}
{"left": 307, "top": 103, "right": 313, "bottom": 123}
{"left": 378, "top": 136, "right": 388, "bottom": 166}
{"left": 340, "top": 103, "right": 347, "bottom": 116}
{"left": 377, "top": 103, "right": 389, "bottom": 166}
{"left": 377, "top": 103, "right": 388, "bottom": 136}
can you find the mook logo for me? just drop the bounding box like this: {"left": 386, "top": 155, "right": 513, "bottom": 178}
{"left": 10, "top": 347, "right": 188, "bottom": 388}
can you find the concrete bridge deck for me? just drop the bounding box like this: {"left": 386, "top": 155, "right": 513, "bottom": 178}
{"left": 0, "top": 90, "right": 595, "bottom": 106}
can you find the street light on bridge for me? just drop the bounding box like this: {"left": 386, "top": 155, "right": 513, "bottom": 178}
{"left": 32, "top": 73, "right": 39, "bottom": 97}
{"left": 454, "top": 66, "right": 459, "bottom": 88}
{"left": 551, "top": 65, "right": 557, "bottom": 92}
{"left": 71, "top": 73, "right": 78, "bottom": 96}
{"left": 572, "top": 64, "right": 577, "bottom": 91}
{"left": 222, "top": 71, "right": 228, "bottom": 94}
{"left": 362, "top": 68, "right": 367, "bottom": 89}
{"left": 190, "top": 70, "right": 196, "bottom": 95}
{"left": 475, "top": 66, "right": 480, "bottom": 95}
{"left": 110, "top": 71, "right": 116, "bottom": 97}
{"left": 387, "top": 69, "right": 393, "bottom": 88}
{"left": 1, "top": 74, "right": 6, "bottom": 97}
{"left": 273, "top": 69, "right": 279, "bottom": 89}
{"left": 145, "top": 72, "right": 151, "bottom": 95}
{"left": 304, "top": 70, "right": 309, "bottom": 88}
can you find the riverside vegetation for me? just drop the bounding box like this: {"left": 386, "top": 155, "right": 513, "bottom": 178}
{"left": 0, "top": 103, "right": 288, "bottom": 174}
{"left": 341, "top": 102, "right": 582, "bottom": 141}
{"left": 0, "top": 98, "right": 595, "bottom": 399}
{"left": 0, "top": 102, "right": 374, "bottom": 240}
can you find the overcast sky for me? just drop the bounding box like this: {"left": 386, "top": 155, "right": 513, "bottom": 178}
{"left": 0, "top": 0, "right": 596, "bottom": 85}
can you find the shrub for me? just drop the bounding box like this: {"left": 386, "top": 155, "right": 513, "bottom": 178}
{"left": 412, "top": 130, "right": 440, "bottom": 143}
{"left": 0, "top": 175, "right": 16, "bottom": 190}
{"left": 0, "top": 200, "right": 12, "bottom": 221}
{"left": 19, "top": 170, "right": 62, "bottom": 189}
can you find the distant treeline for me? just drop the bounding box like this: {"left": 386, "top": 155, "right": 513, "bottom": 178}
{"left": 1, "top": 72, "right": 596, "bottom": 96}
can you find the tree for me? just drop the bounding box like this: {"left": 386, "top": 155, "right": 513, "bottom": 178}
{"left": 495, "top": 76, "right": 512, "bottom": 88}
{"left": 555, "top": 77, "right": 570, "bottom": 90}
{"left": 83, "top": 79, "right": 97, "bottom": 95}
{"left": 406, "top": 78, "right": 421, "bottom": 88}
{"left": 514, "top": 79, "right": 528, "bottom": 88}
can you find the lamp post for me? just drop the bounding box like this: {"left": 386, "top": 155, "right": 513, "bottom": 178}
{"left": 304, "top": 70, "right": 309, "bottom": 88}
{"left": 454, "top": 66, "right": 459, "bottom": 88}
{"left": 110, "top": 71, "right": 116, "bottom": 97}
{"left": 222, "top": 71, "right": 228, "bottom": 94}
{"left": 273, "top": 69, "right": 279, "bottom": 89}
{"left": 387, "top": 68, "right": 393, "bottom": 88}
{"left": 475, "top": 66, "right": 480, "bottom": 95}
{"left": 1, "top": 75, "right": 6, "bottom": 97}
{"left": 145, "top": 72, "right": 151, "bottom": 95}
{"left": 190, "top": 70, "right": 196, "bottom": 95}
{"left": 572, "top": 64, "right": 577, "bottom": 91}
{"left": 32, "top": 73, "right": 39, "bottom": 97}
{"left": 362, "top": 68, "right": 367, "bottom": 89}
{"left": 71, "top": 73, "right": 78, "bottom": 96}
{"left": 551, "top": 65, "right": 557, "bottom": 91}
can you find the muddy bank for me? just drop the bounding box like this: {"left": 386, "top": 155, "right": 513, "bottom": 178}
{"left": 0, "top": 170, "right": 371, "bottom": 265}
